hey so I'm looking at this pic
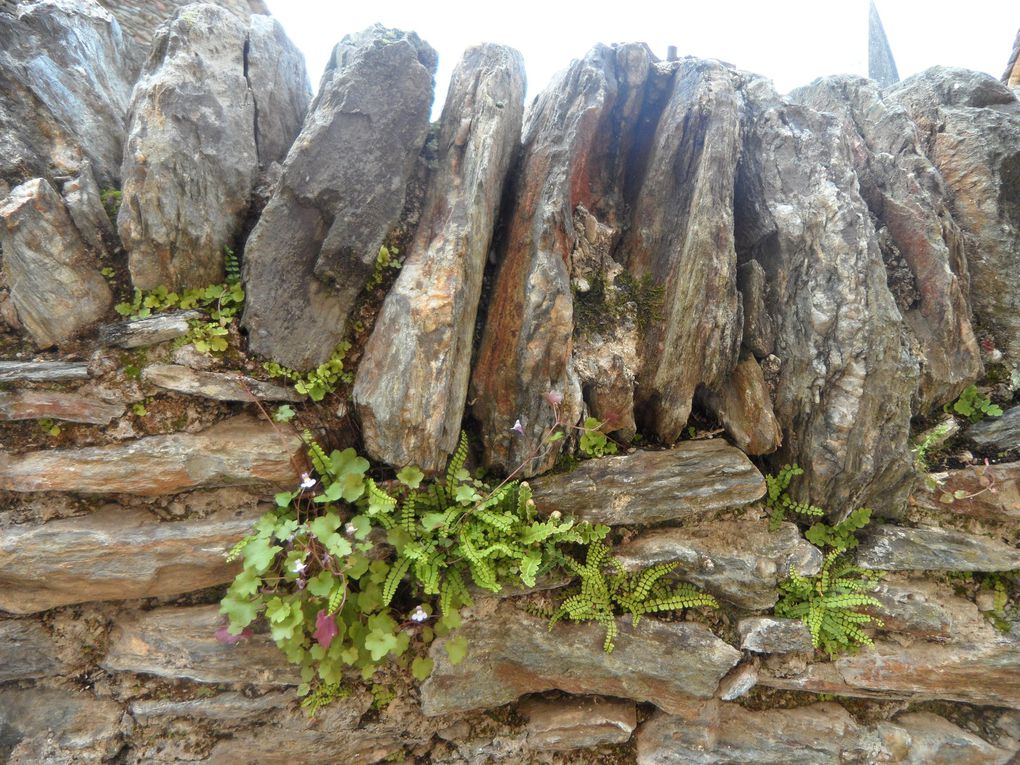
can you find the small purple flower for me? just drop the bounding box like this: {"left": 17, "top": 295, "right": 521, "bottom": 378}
{"left": 410, "top": 605, "right": 429, "bottom": 623}
{"left": 291, "top": 556, "right": 307, "bottom": 575}
{"left": 511, "top": 418, "right": 525, "bottom": 435}
{"left": 300, "top": 472, "right": 316, "bottom": 489}
{"left": 314, "top": 609, "right": 339, "bottom": 649}
{"left": 544, "top": 390, "right": 564, "bottom": 407}
{"left": 296, "top": 576, "right": 306, "bottom": 590}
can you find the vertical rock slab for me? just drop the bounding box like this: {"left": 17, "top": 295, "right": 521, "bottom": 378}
{"left": 0, "top": 178, "right": 112, "bottom": 347}
{"left": 61, "top": 160, "right": 116, "bottom": 254}
{"left": 623, "top": 59, "right": 744, "bottom": 443}
{"left": 698, "top": 356, "right": 782, "bottom": 455}
{"left": 735, "top": 77, "right": 918, "bottom": 514}
{"left": 118, "top": 4, "right": 256, "bottom": 290}
{"left": 246, "top": 14, "right": 311, "bottom": 166}
{"left": 243, "top": 25, "right": 436, "bottom": 370}
{"left": 0, "top": 0, "right": 132, "bottom": 189}
{"left": 790, "top": 75, "right": 981, "bottom": 410}
{"left": 471, "top": 44, "right": 653, "bottom": 474}
{"left": 354, "top": 44, "right": 525, "bottom": 472}
{"left": 889, "top": 68, "right": 1020, "bottom": 362}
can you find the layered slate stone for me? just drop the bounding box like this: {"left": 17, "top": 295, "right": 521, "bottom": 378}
{"left": 354, "top": 44, "right": 525, "bottom": 472}
{"left": 0, "top": 414, "right": 303, "bottom": 495}
{"left": 0, "top": 360, "right": 89, "bottom": 382}
{"left": 142, "top": 363, "right": 303, "bottom": 402}
{"left": 738, "top": 617, "right": 814, "bottom": 654}
{"left": 967, "top": 407, "right": 1020, "bottom": 452}
{"left": 0, "top": 390, "right": 123, "bottom": 424}
{"left": 910, "top": 462, "right": 1020, "bottom": 529}
{"left": 791, "top": 75, "right": 981, "bottom": 410}
{"left": 119, "top": 4, "right": 256, "bottom": 290}
{"left": 0, "top": 504, "right": 261, "bottom": 613}
{"left": 99, "top": 310, "right": 203, "bottom": 348}
{"left": 420, "top": 604, "right": 740, "bottom": 716}
{"left": 102, "top": 604, "right": 297, "bottom": 684}
{"left": 0, "top": 178, "right": 112, "bottom": 347}
{"left": 613, "top": 520, "right": 823, "bottom": 609}
{"left": 735, "top": 76, "right": 918, "bottom": 515}
{"left": 889, "top": 68, "right": 1020, "bottom": 362}
{"left": 855, "top": 524, "right": 1020, "bottom": 571}
{"left": 529, "top": 440, "right": 765, "bottom": 526}
{"left": 520, "top": 697, "right": 637, "bottom": 751}
{"left": 243, "top": 26, "right": 436, "bottom": 370}
{"left": 0, "top": 0, "right": 132, "bottom": 188}
{"left": 0, "top": 620, "right": 67, "bottom": 681}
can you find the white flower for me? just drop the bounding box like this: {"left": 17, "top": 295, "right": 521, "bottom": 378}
{"left": 292, "top": 557, "right": 307, "bottom": 574}
{"left": 511, "top": 418, "right": 525, "bottom": 435}
{"left": 410, "top": 605, "right": 428, "bottom": 623}
{"left": 300, "top": 472, "right": 316, "bottom": 489}
{"left": 344, "top": 522, "right": 357, "bottom": 537}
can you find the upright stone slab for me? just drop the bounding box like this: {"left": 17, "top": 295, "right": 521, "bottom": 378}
{"left": 889, "top": 68, "right": 1020, "bottom": 363}
{"left": 0, "top": 178, "right": 112, "bottom": 347}
{"left": 243, "top": 25, "right": 436, "bottom": 370}
{"left": 0, "top": 0, "right": 132, "bottom": 188}
{"left": 735, "top": 76, "right": 918, "bottom": 514}
{"left": 790, "top": 75, "right": 981, "bottom": 410}
{"left": 118, "top": 4, "right": 256, "bottom": 290}
{"left": 354, "top": 44, "right": 525, "bottom": 472}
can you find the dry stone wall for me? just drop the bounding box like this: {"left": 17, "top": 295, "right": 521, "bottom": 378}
{"left": 1, "top": 2, "right": 1019, "bottom": 763}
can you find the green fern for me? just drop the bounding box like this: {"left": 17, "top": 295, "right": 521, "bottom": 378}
{"left": 549, "top": 542, "right": 718, "bottom": 653}
{"left": 775, "top": 550, "right": 883, "bottom": 658}
{"left": 766, "top": 464, "right": 825, "bottom": 530}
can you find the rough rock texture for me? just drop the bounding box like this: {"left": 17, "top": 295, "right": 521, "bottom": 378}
{"left": 0, "top": 360, "right": 89, "bottom": 382}
{"left": 99, "top": 310, "right": 203, "bottom": 348}
{"left": 737, "top": 260, "right": 774, "bottom": 357}
{"left": 520, "top": 696, "right": 637, "bottom": 751}
{"left": 529, "top": 439, "right": 765, "bottom": 525}
{"left": 0, "top": 620, "right": 67, "bottom": 681}
{"left": 102, "top": 605, "right": 297, "bottom": 684}
{"left": 910, "top": 462, "right": 1020, "bottom": 528}
{"left": 613, "top": 520, "right": 823, "bottom": 609}
{"left": 0, "top": 389, "right": 124, "bottom": 424}
{"left": 967, "top": 406, "right": 1020, "bottom": 451}
{"left": 243, "top": 25, "right": 436, "bottom": 370}
{"left": 354, "top": 44, "right": 525, "bottom": 472}
{"left": 856, "top": 524, "right": 1020, "bottom": 571}
{"left": 421, "top": 604, "right": 741, "bottom": 716}
{"left": 869, "top": 580, "right": 956, "bottom": 639}
{"left": 128, "top": 692, "right": 291, "bottom": 724}
{"left": 717, "top": 663, "right": 758, "bottom": 701}
{"left": 736, "top": 75, "right": 918, "bottom": 515}
{"left": 889, "top": 69, "right": 1020, "bottom": 362}
{"left": 790, "top": 75, "right": 981, "bottom": 410}
{"left": 0, "top": 178, "right": 112, "bottom": 347}
{"left": 698, "top": 356, "right": 783, "bottom": 455}
{"left": 0, "top": 0, "right": 132, "bottom": 189}
{"left": 142, "top": 363, "right": 303, "bottom": 402}
{"left": 0, "top": 414, "right": 303, "bottom": 494}
{"left": 118, "top": 4, "right": 256, "bottom": 290}
{"left": 61, "top": 160, "right": 115, "bottom": 254}
{"left": 0, "top": 504, "right": 259, "bottom": 613}
{"left": 637, "top": 703, "right": 1013, "bottom": 765}
{"left": 0, "top": 687, "right": 126, "bottom": 765}
{"left": 738, "top": 617, "right": 814, "bottom": 654}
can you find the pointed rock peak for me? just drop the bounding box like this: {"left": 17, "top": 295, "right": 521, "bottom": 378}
{"left": 868, "top": 0, "right": 899, "bottom": 87}
{"left": 1004, "top": 28, "right": 1020, "bottom": 86}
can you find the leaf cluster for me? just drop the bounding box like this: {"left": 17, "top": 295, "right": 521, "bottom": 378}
{"left": 549, "top": 541, "right": 718, "bottom": 653}
{"left": 945, "top": 384, "right": 1003, "bottom": 422}
{"left": 578, "top": 417, "right": 618, "bottom": 458}
{"left": 766, "top": 464, "right": 825, "bottom": 530}
{"left": 775, "top": 550, "right": 883, "bottom": 658}
{"left": 804, "top": 507, "right": 872, "bottom": 551}
{"left": 264, "top": 341, "right": 353, "bottom": 401}
{"left": 365, "top": 245, "right": 402, "bottom": 290}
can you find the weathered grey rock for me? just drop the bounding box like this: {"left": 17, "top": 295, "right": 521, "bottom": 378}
{"left": 637, "top": 702, "right": 857, "bottom": 765}
{"left": 856, "top": 524, "right": 1020, "bottom": 572}
{"left": 718, "top": 663, "right": 758, "bottom": 701}
{"left": 0, "top": 687, "right": 125, "bottom": 765}
{"left": 520, "top": 696, "right": 637, "bottom": 751}
{"left": 421, "top": 604, "right": 740, "bottom": 716}
{"left": 0, "top": 360, "right": 89, "bottom": 382}
{"left": 129, "top": 691, "right": 291, "bottom": 724}
{"left": 0, "top": 389, "right": 124, "bottom": 424}
{"left": 886, "top": 712, "right": 1015, "bottom": 765}
{"left": 0, "top": 504, "right": 260, "bottom": 613}
{"left": 529, "top": 440, "right": 765, "bottom": 526}
{"left": 0, "top": 0, "right": 132, "bottom": 187}
{"left": 910, "top": 461, "right": 1020, "bottom": 527}
{"left": 614, "top": 520, "right": 822, "bottom": 609}
{"left": 0, "top": 178, "right": 112, "bottom": 347}
{"left": 868, "top": 0, "right": 899, "bottom": 86}
{"left": 699, "top": 356, "right": 783, "bottom": 455}
{"left": 118, "top": 4, "right": 255, "bottom": 290}
{"left": 889, "top": 69, "right": 1020, "bottom": 362}
{"left": 142, "top": 363, "right": 304, "bottom": 402}
{"left": 103, "top": 604, "right": 297, "bottom": 685}
{"left": 0, "top": 620, "right": 67, "bottom": 681}
{"left": 737, "top": 76, "right": 918, "bottom": 514}
{"left": 868, "top": 581, "right": 955, "bottom": 639}
{"left": 968, "top": 406, "right": 1020, "bottom": 452}
{"left": 354, "top": 44, "right": 525, "bottom": 472}
{"left": 790, "top": 75, "right": 981, "bottom": 410}
{"left": 61, "top": 160, "right": 115, "bottom": 253}
{"left": 246, "top": 14, "right": 311, "bottom": 166}
{"left": 623, "top": 59, "right": 744, "bottom": 444}
{"left": 98, "top": 310, "right": 203, "bottom": 348}
{"left": 243, "top": 25, "right": 437, "bottom": 370}
{"left": 738, "top": 617, "right": 814, "bottom": 654}
{"left": 0, "top": 414, "right": 303, "bottom": 495}
{"left": 737, "top": 260, "right": 774, "bottom": 357}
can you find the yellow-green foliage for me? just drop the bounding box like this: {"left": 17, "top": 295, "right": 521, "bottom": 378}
{"left": 263, "top": 341, "right": 353, "bottom": 401}
{"left": 766, "top": 464, "right": 825, "bottom": 530}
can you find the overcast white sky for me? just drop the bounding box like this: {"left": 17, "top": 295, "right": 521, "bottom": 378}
{"left": 265, "top": 0, "right": 1017, "bottom": 115}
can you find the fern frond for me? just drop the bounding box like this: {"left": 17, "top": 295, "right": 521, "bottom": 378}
{"left": 445, "top": 432, "right": 469, "bottom": 496}
{"left": 302, "top": 430, "right": 331, "bottom": 481}
{"left": 382, "top": 556, "right": 411, "bottom": 606}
